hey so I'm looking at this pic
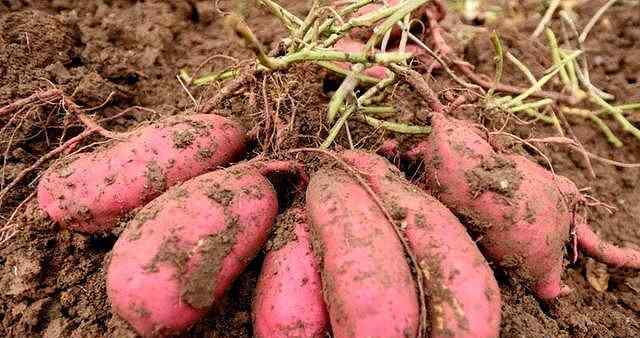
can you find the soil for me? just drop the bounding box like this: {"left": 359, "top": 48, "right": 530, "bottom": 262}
{"left": 0, "top": 0, "right": 638, "bottom": 337}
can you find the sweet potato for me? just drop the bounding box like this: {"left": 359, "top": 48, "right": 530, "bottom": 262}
{"left": 253, "top": 207, "right": 328, "bottom": 338}
{"left": 37, "top": 114, "right": 246, "bottom": 233}
{"left": 340, "top": 150, "right": 500, "bottom": 338}
{"left": 408, "top": 112, "right": 640, "bottom": 299}
{"left": 106, "top": 160, "right": 304, "bottom": 337}
{"left": 306, "top": 167, "right": 419, "bottom": 338}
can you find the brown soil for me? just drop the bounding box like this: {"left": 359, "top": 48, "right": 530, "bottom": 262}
{"left": 0, "top": 0, "right": 638, "bottom": 337}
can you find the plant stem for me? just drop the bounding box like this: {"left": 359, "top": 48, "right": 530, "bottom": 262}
{"left": 323, "top": 1, "right": 405, "bottom": 47}
{"left": 360, "top": 72, "right": 398, "bottom": 105}
{"left": 505, "top": 52, "right": 537, "bottom": 86}
{"left": 522, "top": 108, "right": 557, "bottom": 124}
{"left": 509, "top": 98, "right": 553, "bottom": 113}
{"left": 360, "top": 115, "right": 431, "bottom": 134}
{"left": 328, "top": 63, "right": 364, "bottom": 123}
{"left": 291, "top": 1, "right": 321, "bottom": 51}
{"left": 192, "top": 68, "right": 240, "bottom": 86}
{"left": 560, "top": 106, "right": 624, "bottom": 147}
{"left": 304, "top": 0, "right": 377, "bottom": 43}
{"left": 315, "top": 61, "right": 380, "bottom": 84}
{"left": 321, "top": 105, "right": 356, "bottom": 149}
{"left": 489, "top": 31, "right": 504, "bottom": 97}
{"left": 506, "top": 50, "right": 582, "bottom": 107}
{"left": 612, "top": 102, "right": 640, "bottom": 111}
{"left": 322, "top": 72, "right": 397, "bottom": 148}
{"left": 365, "top": 0, "right": 429, "bottom": 50}
{"left": 580, "top": 0, "right": 618, "bottom": 43}
{"left": 227, "top": 15, "right": 280, "bottom": 69}
{"left": 359, "top": 106, "right": 396, "bottom": 115}
{"left": 531, "top": 0, "right": 561, "bottom": 38}
{"left": 589, "top": 114, "right": 624, "bottom": 147}
{"left": 229, "top": 14, "right": 411, "bottom": 69}
{"left": 545, "top": 29, "right": 572, "bottom": 90}
{"left": 259, "top": 0, "right": 303, "bottom": 32}
{"left": 559, "top": 50, "right": 579, "bottom": 92}
{"left": 591, "top": 94, "right": 640, "bottom": 141}
{"left": 273, "top": 49, "right": 412, "bottom": 68}
{"left": 574, "top": 63, "right": 614, "bottom": 100}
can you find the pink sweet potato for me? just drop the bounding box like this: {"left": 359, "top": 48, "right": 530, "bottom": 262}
{"left": 106, "top": 161, "right": 303, "bottom": 337}
{"left": 38, "top": 114, "right": 246, "bottom": 233}
{"left": 340, "top": 150, "right": 500, "bottom": 338}
{"left": 252, "top": 207, "right": 329, "bottom": 338}
{"left": 306, "top": 167, "right": 419, "bottom": 338}
{"left": 408, "top": 112, "right": 640, "bottom": 299}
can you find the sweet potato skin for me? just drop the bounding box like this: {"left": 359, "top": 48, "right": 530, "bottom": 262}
{"left": 306, "top": 167, "right": 419, "bottom": 338}
{"left": 106, "top": 165, "right": 277, "bottom": 337}
{"left": 408, "top": 113, "right": 573, "bottom": 299}
{"left": 38, "top": 114, "right": 246, "bottom": 233}
{"left": 253, "top": 207, "right": 328, "bottom": 338}
{"left": 340, "top": 150, "right": 500, "bottom": 338}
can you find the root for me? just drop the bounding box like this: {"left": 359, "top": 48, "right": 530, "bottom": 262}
{"left": 0, "top": 89, "right": 63, "bottom": 116}
{"left": 0, "top": 90, "right": 143, "bottom": 210}
{"left": 0, "top": 191, "right": 35, "bottom": 246}
{"left": 198, "top": 67, "right": 257, "bottom": 114}
{"left": 288, "top": 147, "right": 429, "bottom": 338}
{"left": 0, "top": 128, "right": 96, "bottom": 209}
{"left": 389, "top": 64, "right": 444, "bottom": 113}
{"left": 425, "top": 6, "right": 451, "bottom": 55}
{"left": 576, "top": 222, "right": 640, "bottom": 269}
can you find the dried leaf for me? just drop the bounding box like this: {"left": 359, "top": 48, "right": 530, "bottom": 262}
{"left": 586, "top": 257, "right": 610, "bottom": 292}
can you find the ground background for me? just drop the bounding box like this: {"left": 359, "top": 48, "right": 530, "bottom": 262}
{"left": 0, "top": 0, "right": 639, "bottom": 337}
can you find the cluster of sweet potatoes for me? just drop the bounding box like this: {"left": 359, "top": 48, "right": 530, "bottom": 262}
{"left": 36, "top": 111, "right": 640, "bottom": 338}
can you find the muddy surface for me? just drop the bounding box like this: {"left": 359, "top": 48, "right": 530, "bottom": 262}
{"left": 1, "top": 0, "right": 639, "bottom": 337}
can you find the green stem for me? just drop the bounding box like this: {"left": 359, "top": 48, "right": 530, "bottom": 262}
{"left": 505, "top": 52, "right": 537, "bottom": 86}
{"left": 321, "top": 105, "right": 356, "bottom": 149}
{"left": 291, "top": 1, "right": 321, "bottom": 51}
{"left": 506, "top": 50, "right": 582, "bottom": 107}
{"left": 179, "top": 69, "right": 192, "bottom": 83}
{"left": 489, "top": 31, "right": 504, "bottom": 97}
{"left": 315, "top": 61, "right": 380, "bottom": 84}
{"left": 612, "top": 102, "right": 640, "bottom": 111}
{"left": 360, "top": 115, "right": 431, "bottom": 134}
{"left": 304, "top": 0, "right": 377, "bottom": 43}
{"left": 340, "top": 105, "right": 396, "bottom": 116}
{"left": 359, "top": 73, "right": 397, "bottom": 105}
{"left": 192, "top": 68, "right": 240, "bottom": 86}
{"left": 273, "top": 49, "right": 411, "bottom": 68}
{"left": 589, "top": 114, "right": 623, "bottom": 147}
{"left": 575, "top": 63, "right": 614, "bottom": 100}
{"left": 491, "top": 95, "right": 513, "bottom": 106}
{"left": 591, "top": 94, "right": 640, "bottom": 141}
{"left": 323, "top": 1, "right": 405, "bottom": 48}
{"left": 322, "top": 73, "right": 397, "bottom": 148}
{"left": 259, "top": 0, "right": 303, "bottom": 32}
{"left": 364, "top": 0, "right": 429, "bottom": 50}
{"left": 545, "top": 28, "right": 571, "bottom": 89}
{"left": 227, "top": 15, "right": 280, "bottom": 69}
{"left": 522, "top": 108, "right": 557, "bottom": 124}
{"left": 560, "top": 50, "right": 579, "bottom": 94}
{"left": 328, "top": 63, "right": 364, "bottom": 123}
{"left": 509, "top": 98, "right": 553, "bottom": 113}
{"left": 359, "top": 106, "right": 396, "bottom": 115}
{"left": 398, "top": 14, "right": 410, "bottom": 55}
